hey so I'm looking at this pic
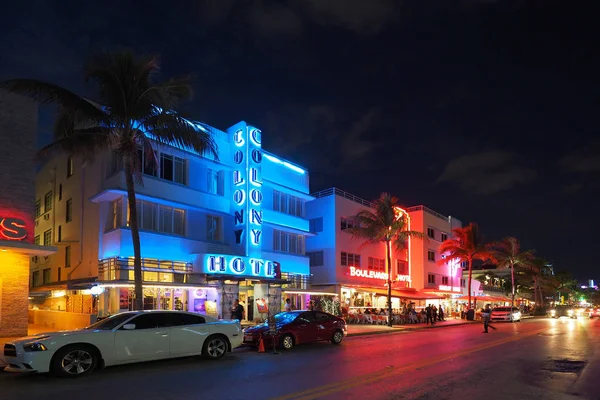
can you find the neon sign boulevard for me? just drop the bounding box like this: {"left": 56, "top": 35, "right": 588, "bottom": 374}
{"left": 349, "top": 266, "right": 411, "bottom": 282}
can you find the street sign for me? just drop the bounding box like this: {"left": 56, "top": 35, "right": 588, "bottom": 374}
{"left": 268, "top": 315, "right": 277, "bottom": 335}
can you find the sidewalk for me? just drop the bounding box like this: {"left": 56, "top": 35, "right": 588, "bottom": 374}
{"left": 347, "top": 318, "right": 474, "bottom": 337}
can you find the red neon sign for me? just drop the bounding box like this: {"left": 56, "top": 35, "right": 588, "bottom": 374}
{"left": 0, "top": 217, "right": 28, "bottom": 241}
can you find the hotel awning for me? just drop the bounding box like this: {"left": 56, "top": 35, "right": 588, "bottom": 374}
{"left": 356, "top": 287, "right": 444, "bottom": 300}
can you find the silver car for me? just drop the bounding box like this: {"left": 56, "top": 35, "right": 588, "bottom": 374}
{"left": 490, "top": 306, "right": 522, "bottom": 322}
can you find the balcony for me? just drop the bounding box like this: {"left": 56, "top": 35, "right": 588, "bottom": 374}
{"left": 98, "top": 257, "right": 195, "bottom": 284}
{"left": 281, "top": 272, "right": 310, "bottom": 290}
{"left": 311, "top": 187, "right": 373, "bottom": 207}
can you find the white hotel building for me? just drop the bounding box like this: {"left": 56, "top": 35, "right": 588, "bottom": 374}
{"left": 305, "top": 188, "right": 464, "bottom": 313}
{"left": 29, "top": 121, "right": 313, "bottom": 329}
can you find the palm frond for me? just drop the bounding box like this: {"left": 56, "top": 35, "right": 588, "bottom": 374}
{"left": 141, "top": 75, "right": 195, "bottom": 111}
{"left": 37, "top": 131, "right": 111, "bottom": 162}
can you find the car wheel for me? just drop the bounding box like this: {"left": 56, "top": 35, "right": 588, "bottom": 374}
{"left": 331, "top": 330, "right": 344, "bottom": 345}
{"left": 280, "top": 334, "right": 294, "bottom": 350}
{"left": 203, "top": 335, "right": 229, "bottom": 359}
{"left": 51, "top": 345, "right": 98, "bottom": 377}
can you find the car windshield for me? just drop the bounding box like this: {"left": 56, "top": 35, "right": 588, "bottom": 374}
{"left": 273, "top": 312, "right": 300, "bottom": 324}
{"left": 85, "top": 313, "right": 137, "bottom": 330}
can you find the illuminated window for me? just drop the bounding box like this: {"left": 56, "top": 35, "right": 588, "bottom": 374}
{"left": 137, "top": 147, "right": 158, "bottom": 177}
{"left": 428, "top": 274, "right": 436, "bottom": 284}
{"left": 309, "top": 218, "right": 323, "bottom": 233}
{"left": 273, "top": 229, "right": 305, "bottom": 255}
{"left": 341, "top": 252, "right": 360, "bottom": 267}
{"left": 131, "top": 200, "right": 185, "bottom": 236}
{"left": 396, "top": 260, "right": 408, "bottom": 275}
{"left": 427, "top": 227, "right": 435, "bottom": 239}
{"left": 206, "top": 215, "right": 222, "bottom": 242}
{"left": 340, "top": 218, "right": 355, "bottom": 231}
{"left": 442, "top": 276, "right": 449, "bottom": 285}
{"left": 207, "top": 169, "right": 224, "bottom": 196}
{"left": 66, "top": 199, "right": 73, "bottom": 222}
{"left": 32, "top": 271, "right": 40, "bottom": 287}
{"left": 67, "top": 156, "right": 74, "bottom": 178}
{"left": 65, "top": 245, "right": 71, "bottom": 268}
{"left": 43, "top": 229, "right": 52, "bottom": 246}
{"left": 44, "top": 191, "right": 53, "bottom": 212}
{"left": 306, "top": 251, "right": 324, "bottom": 267}
{"left": 43, "top": 268, "right": 51, "bottom": 284}
{"left": 34, "top": 235, "right": 40, "bottom": 245}
{"left": 427, "top": 250, "right": 436, "bottom": 262}
{"left": 368, "top": 257, "right": 385, "bottom": 272}
{"left": 441, "top": 232, "right": 448, "bottom": 242}
{"left": 273, "top": 190, "right": 304, "bottom": 217}
{"left": 35, "top": 199, "right": 41, "bottom": 217}
{"left": 160, "top": 153, "right": 187, "bottom": 185}
{"left": 106, "top": 198, "right": 123, "bottom": 231}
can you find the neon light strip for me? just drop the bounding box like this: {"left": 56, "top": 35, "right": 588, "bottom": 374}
{"left": 263, "top": 154, "right": 305, "bottom": 174}
{"left": 283, "top": 291, "right": 337, "bottom": 296}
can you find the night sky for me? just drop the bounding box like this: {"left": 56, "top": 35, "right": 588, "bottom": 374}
{"left": 1, "top": 1, "right": 598, "bottom": 280}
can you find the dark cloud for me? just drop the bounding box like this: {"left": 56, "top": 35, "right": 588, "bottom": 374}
{"left": 562, "top": 183, "right": 584, "bottom": 195}
{"left": 559, "top": 139, "right": 600, "bottom": 173}
{"left": 437, "top": 151, "right": 537, "bottom": 195}
{"left": 301, "top": 0, "right": 397, "bottom": 34}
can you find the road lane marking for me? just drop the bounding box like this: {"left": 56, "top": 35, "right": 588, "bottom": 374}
{"left": 273, "top": 327, "right": 547, "bottom": 400}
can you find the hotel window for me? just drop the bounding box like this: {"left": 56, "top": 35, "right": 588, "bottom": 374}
{"left": 58, "top": 184, "right": 62, "bottom": 200}
{"left": 396, "top": 260, "right": 408, "bottom": 275}
{"left": 441, "top": 276, "right": 449, "bottom": 285}
{"left": 57, "top": 225, "right": 62, "bottom": 242}
{"left": 132, "top": 200, "right": 186, "bottom": 236}
{"left": 427, "top": 227, "right": 435, "bottom": 239}
{"left": 428, "top": 273, "right": 436, "bottom": 284}
{"left": 137, "top": 147, "right": 158, "bottom": 177}
{"left": 107, "top": 198, "right": 123, "bottom": 231}
{"left": 309, "top": 217, "right": 323, "bottom": 233}
{"left": 66, "top": 199, "right": 73, "bottom": 222}
{"left": 43, "top": 268, "right": 51, "bottom": 284}
{"left": 44, "top": 191, "right": 53, "bottom": 212}
{"left": 441, "top": 232, "right": 448, "bottom": 242}
{"left": 43, "top": 229, "right": 52, "bottom": 246}
{"left": 273, "top": 229, "right": 305, "bottom": 255}
{"left": 368, "top": 257, "right": 385, "bottom": 272}
{"left": 340, "top": 217, "right": 355, "bottom": 231}
{"left": 307, "top": 251, "right": 324, "bottom": 267}
{"left": 206, "top": 215, "right": 222, "bottom": 242}
{"left": 57, "top": 267, "right": 61, "bottom": 282}
{"left": 427, "top": 250, "right": 436, "bottom": 262}
{"left": 35, "top": 199, "right": 41, "bottom": 217}
{"left": 461, "top": 278, "right": 466, "bottom": 287}
{"left": 273, "top": 190, "right": 304, "bottom": 217}
{"left": 32, "top": 271, "right": 40, "bottom": 287}
{"left": 34, "top": 235, "right": 40, "bottom": 245}
{"left": 340, "top": 252, "right": 361, "bottom": 267}
{"left": 207, "top": 169, "right": 224, "bottom": 196}
{"left": 161, "top": 153, "right": 187, "bottom": 185}
{"left": 67, "top": 156, "right": 73, "bottom": 178}
{"left": 65, "top": 245, "right": 71, "bottom": 268}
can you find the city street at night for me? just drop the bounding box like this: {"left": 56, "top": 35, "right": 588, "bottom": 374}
{"left": 1, "top": 318, "right": 598, "bottom": 400}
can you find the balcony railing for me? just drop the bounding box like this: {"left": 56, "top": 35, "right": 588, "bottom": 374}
{"left": 281, "top": 272, "right": 310, "bottom": 290}
{"left": 311, "top": 187, "right": 374, "bottom": 208}
{"left": 98, "top": 257, "right": 193, "bottom": 284}
{"left": 405, "top": 205, "right": 449, "bottom": 222}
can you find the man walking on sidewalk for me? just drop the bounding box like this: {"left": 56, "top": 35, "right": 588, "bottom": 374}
{"left": 482, "top": 305, "right": 496, "bottom": 333}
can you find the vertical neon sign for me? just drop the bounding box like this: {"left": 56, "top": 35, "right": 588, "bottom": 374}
{"left": 231, "top": 123, "right": 263, "bottom": 259}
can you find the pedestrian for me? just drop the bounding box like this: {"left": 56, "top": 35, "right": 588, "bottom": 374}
{"left": 439, "top": 305, "right": 445, "bottom": 321}
{"left": 284, "top": 298, "right": 293, "bottom": 312}
{"left": 232, "top": 299, "right": 245, "bottom": 322}
{"left": 426, "top": 304, "right": 434, "bottom": 325}
{"left": 432, "top": 305, "right": 438, "bottom": 322}
{"left": 481, "top": 304, "right": 496, "bottom": 333}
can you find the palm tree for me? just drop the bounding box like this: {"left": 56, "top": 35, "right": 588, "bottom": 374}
{"left": 488, "top": 237, "right": 535, "bottom": 308}
{"left": 1, "top": 51, "right": 217, "bottom": 310}
{"left": 346, "top": 193, "right": 424, "bottom": 326}
{"left": 439, "top": 223, "right": 492, "bottom": 309}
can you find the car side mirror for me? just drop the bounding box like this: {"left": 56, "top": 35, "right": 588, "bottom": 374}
{"left": 122, "top": 323, "right": 136, "bottom": 330}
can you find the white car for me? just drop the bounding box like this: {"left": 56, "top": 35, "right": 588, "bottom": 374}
{"left": 2, "top": 310, "right": 243, "bottom": 377}
{"left": 490, "top": 306, "right": 522, "bottom": 322}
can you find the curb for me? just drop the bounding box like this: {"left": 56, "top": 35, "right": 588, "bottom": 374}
{"left": 347, "top": 321, "right": 476, "bottom": 337}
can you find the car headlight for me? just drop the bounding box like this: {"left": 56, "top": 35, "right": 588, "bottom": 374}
{"left": 568, "top": 310, "right": 574, "bottom": 315}
{"left": 550, "top": 310, "right": 556, "bottom": 315}
{"left": 23, "top": 342, "right": 48, "bottom": 352}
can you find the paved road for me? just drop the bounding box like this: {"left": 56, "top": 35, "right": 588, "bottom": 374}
{"left": 1, "top": 317, "right": 599, "bottom": 400}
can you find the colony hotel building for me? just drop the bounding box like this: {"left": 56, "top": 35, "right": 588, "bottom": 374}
{"left": 305, "top": 188, "right": 464, "bottom": 313}
{"left": 29, "top": 121, "right": 312, "bottom": 329}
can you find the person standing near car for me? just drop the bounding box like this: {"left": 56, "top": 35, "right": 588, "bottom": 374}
{"left": 232, "top": 299, "right": 245, "bottom": 322}
{"left": 284, "top": 298, "right": 293, "bottom": 312}
{"left": 482, "top": 304, "right": 495, "bottom": 333}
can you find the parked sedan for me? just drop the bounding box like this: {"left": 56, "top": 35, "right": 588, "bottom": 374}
{"left": 3, "top": 311, "right": 242, "bottom": 377}
{"left": 490, "top": 307, "right": 522, "bottom": 322}
{"left": 243, "top": 310, "right": 347, "bottom": 350}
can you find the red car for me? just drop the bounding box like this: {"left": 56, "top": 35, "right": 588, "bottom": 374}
{"left": 589, "top": 307, "right": 600, "bottom": 318}
{"left": 243, "top": 310, "right": 347, "bottom": 350}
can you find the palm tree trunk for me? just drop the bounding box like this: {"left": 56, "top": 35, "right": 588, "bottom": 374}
{"left": 124, "top": 163, "right": 144, "bottom": 311}
{"left": 386, "top": 240, "right": 393, "bottom": 327}
{"left": 510, "top": 262, "right": 515, "bottom": 308}
{"left": 533, "top": 276, "right": 539, "bottom": 306}
{"left": 467, "top": 258, "right": 473, "bottom": 309}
